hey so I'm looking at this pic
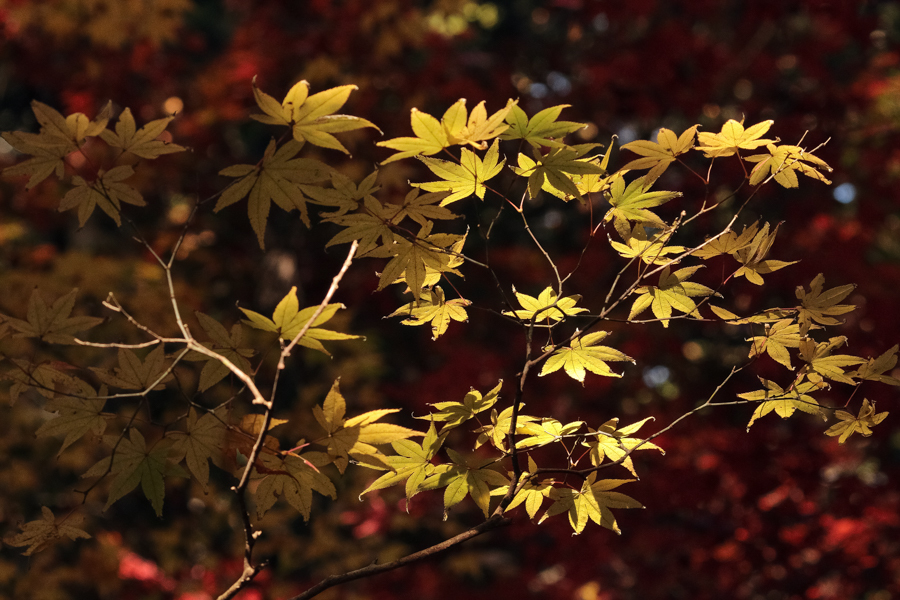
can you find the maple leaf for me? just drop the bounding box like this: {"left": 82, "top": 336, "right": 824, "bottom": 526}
{"left": 6, "top": 507, "right": 90, "bottom": 556}
{"left": 692, "top": 221, "right": 759, "bottom": 259}
{"left": 417, "top": 380, "right": 502, "bottom": 433}
{"left": 620, "top": 125, "right": 699, "bottom": 183}
{"left": 37, "top": 390, "right": 110, "bottom": 456}
{"left": 254, "top": 451, "right": 337, "bottom": 520}
{"left": 747, "top": 319, "right": 802, "bottom": 369}
{"left": 377, "top": 106, "right": 453, "bottom": 164}
{"left": 628, "top": 266, "right": 718, "bottom": 327}
{"left": 609, "top": 225, "right": 685, "bottom": 265}
{"left": 251, "top": 79, "right": 378, "bottom": 154}
{"left": 490, "top": 458, "right": 554, "bottom": 519}
{"left": 168, "top": 408, "right": 227, "bottom": 491}
{"left": 418, "top": 447, "right": 509, "bottom": 518}
{"left": 851, "top": 345, "right": 900, "bottom": 385}
{"left": 746, "top": 144, "right": 832, "bottom": 188}
{"left": 240, "top": 286, "right": 362, "bottom": 354}
{"left": 312, "top": 380, "right": 423, "bottom": 473}
{"left": 696, "top": 119, "right": 775, "bottom": 158}
{"left": 301, "top": 170, "right": 380, "bottom": 218}
{"left": 794, "top": 273, "right": 856, "bottom": 335}
{"left": 709, "top": 305, "right": 795, "bottom": 325}
{"left": 540, "top": 331, "right": 634, "bottom": 383}
{"left": 412, "top": 138, "right": 505, "bottom": 205}
{"left": 91, "top": 346, "right": 173, "bottom": 391}
{"left": 388, "top": 285, "right": 471, "bottom": 340}
{"left": 443, "top": 98, "right": 517, "bottom": 149}
{"left": 184, "top": 312, "right": 254, "bottom": 392}
{"left": 503, "top": 286, "right": 587, "bottom": 323}
{"left": 216, "top": 139, "right": 333, "bottom": 248}
{"left": 1, "top": 101, "right": 111, "bottom": 188}
{"left": 473, "top": 405, "right": 539, "bottom": 451}
{"left": 376, "top": 224, "right": 463, "bottom": 302}
{"left": 500, "top": 103, "right": 585, "bottom": 148}
{"left": 324, "top": 195, "right": 397, "bottom": 257}
{"left": 3, "top": 360, "right": 76, "bottom": 406}
{"left": 825, "top": 399, "right": 889, "bottom": 444}
{"left": 513, "top": 144, "right": 605, "bottom": 201}
{"left": 59, "top": 165, "right": 146, "bottom": 227}
{"left": 797, "top": 337, "right": 864, "bottom": 385}
{"left": 582, "top": 417, "right": 663, "bottom": 477}
{"left": 540, "top": 474, "right": 642, "bottom": 535}
{"left": 3, "top": 288, "right": 103, "bottom": 344}
{"left": 359, "top": 422, "right": 447, "bottom": 504}
{"left": 82, "top": 430, "right": 188, "bottom": 516}
{"left": 732, "top": 222, "right": 797, "bottom": 285}
{"left": 98, "top": 107, "right": 185, "bottom": 159}
{"left": 380, "top": 188, "right": 457, "bottom": 227}
{"left": 602, "top": 175, "right": 681, "bottom": 236}
{"left": 515, "top": 418, "right": 585, "bottom": 450}
{"left": 740, "top": 378, "right": 825, "bottom": 429}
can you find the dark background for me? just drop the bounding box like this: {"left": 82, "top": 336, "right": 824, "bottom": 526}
{"left": 1, "top": 1, "right": 899, "bottom": 599}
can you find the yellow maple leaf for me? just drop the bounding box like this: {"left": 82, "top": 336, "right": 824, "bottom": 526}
{"left": 825, "top": 399, "right": 889, "bottom": 443}
{"left": 697, "top": 119, "right": 775, "bottom": 158}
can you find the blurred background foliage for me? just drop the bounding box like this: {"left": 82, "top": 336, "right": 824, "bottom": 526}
{"left": 1, "top": 0, "right": 900, "bottom": 599}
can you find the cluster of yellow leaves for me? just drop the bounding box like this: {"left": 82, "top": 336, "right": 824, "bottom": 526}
{"left": 2, "top": 101, "right": 183, "bottom": 226}
{"left": 695, "top": 221, "right": 796, "bottom": 285}
{"left": 718, "top": 273, "right": 898, "bottom": 439}
{"left": 377, "top": 98, "right": 516, "bottom": 163}
{"left": 489, "top": 456, "right": 644, "bottom": 535}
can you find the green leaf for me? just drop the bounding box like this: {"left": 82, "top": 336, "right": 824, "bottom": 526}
{"left": 215, "top": 139, "right": 333, "bottom": 248}
{"left": 59, "top": 166, "right": 146, "bottom": 227}
{"left": 603, "top": 175, "right": 680, "bottom": 232}
{"left": 37, "top": 393, "right": 109, "bottom": 456}
{"left": 516, "top": 418, "right": 585, "bottom": 449}
{"left": 3, "top": 287, "right": 103, "bottom": 344}
{"left": 620, "top": 125, "right": 698, "bottom": 183}
{"left": 583, "top": 417, "right": 663, "bottom": 477}
{"left": 240, "top": 286, "right": 362, "bottom": 354}
{"left": 418, "top": 448, "right": 509, "bottom": 518}
{"left": 540, "top": 474, "right": 642, "bottom": 535}
{"left": 512, "top": 145, "right": 605, "bottom": 201}
{"left": 98, "top": 107, "right": 185, "bottom": 159}
{"left": 500, "top": 103, "right": 584, "bottom": 148}
{"left": 91, "top": 346, "right": 172, "bottom": 391}
{"left": 254, "top": 452, "right": 337, "bottom": 521}
{"left": 412, "top": 139, "right": 505, "bottom": 205}
{"left": 312, "top": 380, "right": 423, "bottom": 473}
{"left": 82, "top": 430, "right": 187, "bottom": 516}
{"left": 359, "top": 422, "right": 446, "bottom": 505}
{"left": 168, "top": 408, "right": 227, "bottom": 491}
{"left": 416, "top": 380, "right": 502, "bottom": 432}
